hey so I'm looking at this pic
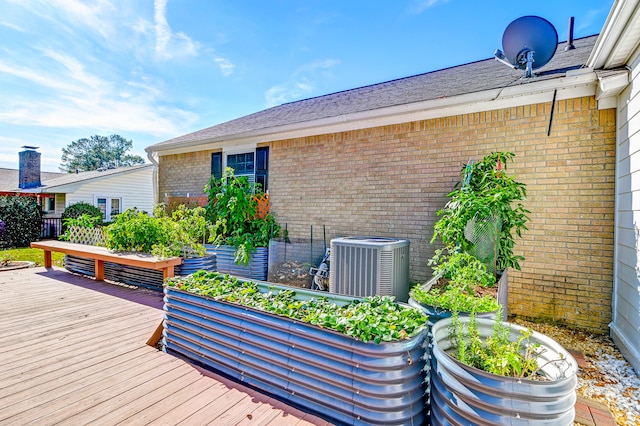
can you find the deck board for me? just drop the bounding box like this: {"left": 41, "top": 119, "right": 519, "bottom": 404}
{"left": 0, "top": 267, "right": 331, "bottom": 425}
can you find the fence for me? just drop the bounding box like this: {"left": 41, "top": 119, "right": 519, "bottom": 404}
{"left": 41, "top": 217, "right": 62, "bottom": 239}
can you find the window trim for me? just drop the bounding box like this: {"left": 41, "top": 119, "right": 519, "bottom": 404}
{"left": 93, "top": 194, "right": 123, "bottom": 221}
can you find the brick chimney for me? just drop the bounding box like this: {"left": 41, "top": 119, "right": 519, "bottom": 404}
{"left": 18, "top": 146, "right": 41, "bottom": 189}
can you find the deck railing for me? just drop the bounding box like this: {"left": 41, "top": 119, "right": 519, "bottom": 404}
{"left": 41, "top": 217, "right": 62, "bottom": 239}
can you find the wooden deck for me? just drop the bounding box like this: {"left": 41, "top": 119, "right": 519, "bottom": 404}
{"left": 0, "top": 267, "right": 333, "bottom": 425}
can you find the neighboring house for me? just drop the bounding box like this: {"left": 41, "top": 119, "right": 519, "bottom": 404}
{"left": 0, "top": 147, "right": 155, "bottom": 237}
{"left": 586, "top": 0, "right": 640, "bottom": 375}
{"left": 146, "top": 3, "right": 636, "bottom": 363}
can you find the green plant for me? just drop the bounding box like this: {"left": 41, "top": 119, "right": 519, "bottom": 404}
{"left": 431, "top": 249, "right": 495, "bottom": 291}
{"left": 431, "top": 152, "right": 530, "bottom": 272}
{"left": 167, "top": 271, "right": 427, "bottom": 344}
{"left": 153, "top": 204, "right": 207, "bottom": 258}
{"left": 104, "top": 206, "right": 206, "bottom": 258}
{"left": 61, "top": 202, "right": 103, "bottom": 232}
{"left": 204, "top": 167, "right": 280, "bottom": 265}
{"left": 449, "top": 309, "right": 546, "bottom": 378}
{"left": 412, "top": 282, "right": 499, "bottom": 313}
{"left": 412, "top": 248, "right": 499, "bottom": 313}
{"left": 0, "top": 196, "right": 43, "bottom": 248}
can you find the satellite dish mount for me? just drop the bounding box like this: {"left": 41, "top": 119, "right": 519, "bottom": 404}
{"left": 494, "top": 16, "right": 558, "bottom": 78}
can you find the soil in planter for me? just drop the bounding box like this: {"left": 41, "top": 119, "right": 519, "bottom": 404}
{"left": 268, "top": 260, "right": 313, "bottom": 288}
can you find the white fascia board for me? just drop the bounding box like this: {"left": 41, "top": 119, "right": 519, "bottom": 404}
{"left": 153, "top": 72, "right": 598, "bottom": 157}
{"left": 587, "top": 0, "right": 640, "bottom": 69}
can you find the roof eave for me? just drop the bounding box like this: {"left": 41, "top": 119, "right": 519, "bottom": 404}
{"left": 587, "top": 0, "right": 640, "bottom": 69}
{"left": 149, "top": 70, "right": 599, "bottom": 157}
{"left": 40, "top": 165, "right": 153, "bottom": 193}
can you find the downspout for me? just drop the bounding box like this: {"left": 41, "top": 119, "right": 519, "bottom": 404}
{"left": 147, "top": 151, "right": 159, "bottom": 205}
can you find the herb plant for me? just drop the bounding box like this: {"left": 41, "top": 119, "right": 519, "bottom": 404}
{"left": 449, "top": 309, "right": 545, "bottom": 378}
{"left": 204, "top": 167, "right": 280, "bottom": 265}
{"left": 167, "top": 271, "right": 427, "bottom": 344}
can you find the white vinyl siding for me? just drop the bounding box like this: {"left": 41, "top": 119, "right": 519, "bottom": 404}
{"left": 63, "top": 167, "right": 154, "bottom": 216}
{"left": 612, "top": 50, "right": 640, "bottom": 374}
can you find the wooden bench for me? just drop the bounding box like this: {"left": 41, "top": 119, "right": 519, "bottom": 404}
{"left": 30, "top": 240, "right": 183, "bottom": 281}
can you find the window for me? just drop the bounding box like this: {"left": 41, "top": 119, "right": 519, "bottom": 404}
{"left": 227, "top": 153, "right": 254, "bottom": 175}
{"left": 95, "top": 195, "right": 122, "bottom": 221}
{"left": 211, "top": 147, "right": 269, "bottom": 191}
{"left": 40, "top": 195, "right": 55, "bottom": 213}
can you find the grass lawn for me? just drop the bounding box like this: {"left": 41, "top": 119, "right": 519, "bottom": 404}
{"left": 1, "top": 247, "right": 65, "bottom": 267}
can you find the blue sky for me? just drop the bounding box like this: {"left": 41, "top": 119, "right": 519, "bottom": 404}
{"left": 0, "top": 0, "right": 614, "bottom": 171}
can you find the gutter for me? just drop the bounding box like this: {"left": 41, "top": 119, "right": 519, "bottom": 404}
{"left": 587, "top": 0, "right": 640, "bottom": 69}
{"left": 147, "top": 151, "right": 159, "bottom": 205}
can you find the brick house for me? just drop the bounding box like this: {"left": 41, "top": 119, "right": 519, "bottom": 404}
{"left": 146, "top": 5, "right": 637, "bottom": 375}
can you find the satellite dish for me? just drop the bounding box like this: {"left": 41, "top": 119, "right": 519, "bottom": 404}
{"left": 494, "top": 16, "right": 558, "bottom": 78}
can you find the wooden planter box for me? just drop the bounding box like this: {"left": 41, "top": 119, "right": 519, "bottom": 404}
{"left": 163, "top": 282, "right": 428, "bottom": 425}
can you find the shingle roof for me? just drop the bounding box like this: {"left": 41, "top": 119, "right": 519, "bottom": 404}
{"left": 0, "top": 168, "right": 64, "bottom": 192}
{"left": 0, "top": 164, "right": 152, "bottom": 193}
{"left": 147, "top": 35, "right": 598, "bottom": 152}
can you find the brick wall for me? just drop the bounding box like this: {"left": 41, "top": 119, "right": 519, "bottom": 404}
{"left": 158, "top": 150, "right": 216, "bottom": 199}
{"left": 158, "top": 96, "right": 616, "bottom": 333}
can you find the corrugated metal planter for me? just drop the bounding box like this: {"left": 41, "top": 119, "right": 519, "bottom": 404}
{"left": 175, "top": 255, "right": 216, "bottom": 276}
{"left": 408, "top": 270, "right": 509, "bottom": 325}
{"left": 207, "top": 244, "right": 268, "bottom": 281}
{"left": 430, "top": 316, "right": 578, "bottom": 426}
{"left": 163, "top": 282, "right": 428, "bottom": 425}
{"left": 64, "top": 254, "right": 164, "bottom": 290}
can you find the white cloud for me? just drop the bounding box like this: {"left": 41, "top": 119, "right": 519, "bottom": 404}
{"left": 0, "top": 21, "right": 26, "bottom": 32}
{"left": 45, "top": 0, "right": 118, "bottom": 41}
{"left": 575, "top": 8, "right": 609, "bottom": 34}
{"left": 408, "top": 0, "right": 451, "bottom": 15}
{"left": 265, "top": 82, "right": 314, "bottom": 107}
{"left": 154, "top": 0, "right": 200, "bottom": 60}
{"left": 0, "top": 97, "right": 195, "bottom": 137}
{"left": 265, "top": 59, "right": 340, "bottom": 106}
{"left": 215, "top": 56, "right": 235, "bottom": 76}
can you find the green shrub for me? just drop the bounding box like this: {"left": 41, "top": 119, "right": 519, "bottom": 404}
{"left": 0, "top": 196, "right": 43, "bottom": 247}
{"left": 61, "top": 202, "right": 103, "bottom": 232}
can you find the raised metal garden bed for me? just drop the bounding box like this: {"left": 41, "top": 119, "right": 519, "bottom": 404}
{"left": 163, "top": 282, "right": 428, "bottom": 425}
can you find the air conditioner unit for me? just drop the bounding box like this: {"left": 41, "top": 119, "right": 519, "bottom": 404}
{"left": 329, "top": 237, "right": 410, "bottom": 302}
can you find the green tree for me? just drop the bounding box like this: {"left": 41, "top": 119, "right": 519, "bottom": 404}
{"left": 59, "top": 134, "right": 145, "bottom": 173}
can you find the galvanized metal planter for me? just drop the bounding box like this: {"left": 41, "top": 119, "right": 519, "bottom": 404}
{"left": 163, "top": 282, "right": 428, "bottom": 426}
{"left": 430, "top": 316, "right": 578, "bottom": 426}
{"left": 64, "top": 254, "right": 164, "bottom": 290}
{"left": 408, "top": 269, "right": 508, "bottom": 324}
{"left": 175, "top": 255, "right": 216, "bottom": 276}
{"left": 207, "top": 244, "right": 268, "bottom": 281}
